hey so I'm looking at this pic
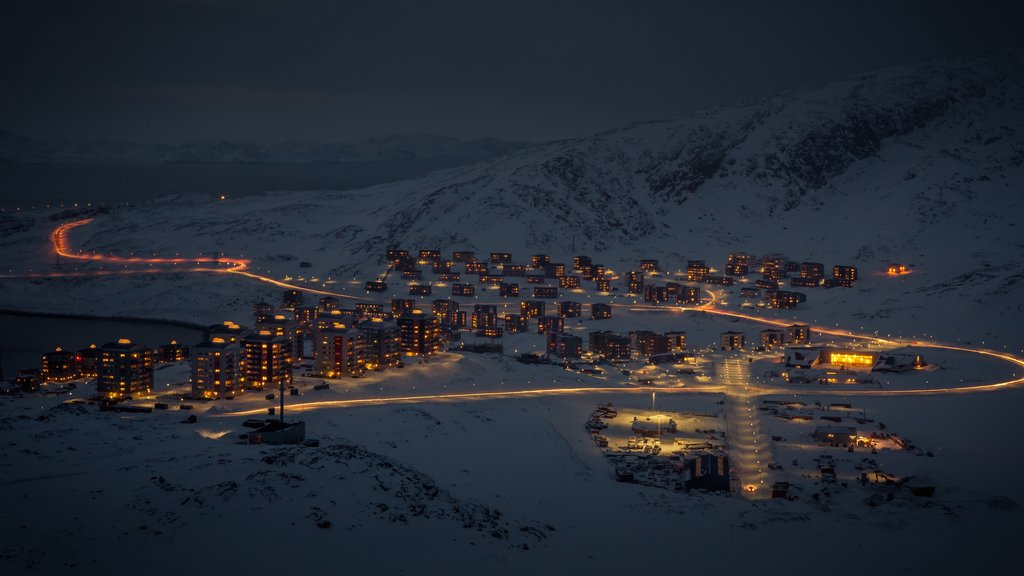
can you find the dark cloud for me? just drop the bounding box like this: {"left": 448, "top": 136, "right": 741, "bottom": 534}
{"left": 2, "top": 0, "right": 1022, "bottom": 142}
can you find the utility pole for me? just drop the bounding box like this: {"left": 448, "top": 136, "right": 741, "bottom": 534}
{"left": 279, "top": 379, "right": 285, "bottom": 423}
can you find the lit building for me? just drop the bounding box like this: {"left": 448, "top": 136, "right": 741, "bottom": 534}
{"left": 531, "top": 254, "right": 550, "bottom": 268}
{"left": 319, "top": 296, "right": 340, "bottom": 312}
{"left": 885, "top": 264, "right": 909, "bottom": 277}
{"left": 629, "top": 331, "right": 670, "bottom": 357}
{"left": 452, "top": 283, "right": 475, "bottom": 297}
{"left": 207, "top": 321, "right": 247, "bottom": 344}
{"left": 627, "top": 270, "right": 644, "bottom": 294}
{"left": 720, "top": 331, "right": 745, "bottom": 350}
{"left": 432, "top": 260, "right": 453, "bottom": 275}
{"left": 479, "top": 275, "right": 504, "bottom": 285}
{"left": 432, "top": 299, "right": 463, "bottom": 328}
{"left": 800, "top": 262, "right": 825, "bottom": 280}
{"left": 158, "top": 340, "right": 188, "bottom": 362}
{"left": 418, "top": 249, "right": 441, "bottom": 261}
{"left": 594, "top": 279, "right": 611, "bottom": 292}
{"left": 366, "top": 280, "right": 389, "bottom": 292}
{"left": 439, "top": 272, "right": 462, "bottom": 282}
{"left": 559, "top": 275, "right": 581, "bottom": 289}
{"left": 489, "top": 252, "right": 512, "bottom": 264}
{"left": 503, "top": 264, "right": 527, "bottom": 277}
{"left": 386, "top": 247, "right": 409, "bottom": 261}
{"left": 790, "top": 277, "right": 820, "bottom": 288}
{"left": 293, "top": 306, "right": 319, "bottom": 332}
{"left": 255, "top": 314, "right": 302, "bottom": 364}
{"left": 315, "top": 322, "right": 365, "bottom": 378}
{"left": 397, "top": 310, "right": 441, "bottom": 357}
{"left": 471, "top": 304, "right": 498, "bottom": 330}
{"left": 521, "top": 300, "right": 546, "bottom": 318}
{"left": 391, "top": 298, "right": 416, "bottom": 316}
{"left": 726, "top": 253, "right": 754, "bottom": 276}
{"left": 41, "top": 347, "right": 77, "bottom": 382}
{"left": 532, "top": 286, "right": 559, "bottom": 299}
{"left": 547, "top": 332, "right": 583, "bottom": 358}
{"left": 466, "top": 261, "right": 488, "bottom": 275}
{"left": 665, "top": 331, "right": 687, "bottom": 351}
{"left": 504, "top": 314, "right": 530, "bottom": 334}
{"left": 639, "top": 259, "right": 659, "bottom": 272}
{"left": 740, "top": 287, "right": 761, "bottom": 298}
{"left": 409, "top": 284, "right": 432, "bottom": 296}
{"left": 452, "top": 250, "right": 476, "bottom": 263}
{"left": 834, "top": 265, "right": 859, "bottom": 286}
{"left": 786, "top": 324, "right": 812, "bottom": 344}
{"left": 677, "top": 286, "right": 701, "bottom": 305}
{"left": 754, "top": 279, "right": 779, "bottom": 290}
{"left": 705, "top": 275, "right": 733, "bottom": 286}
{"left": 542, "top": 262, "right": 565, "bottom": 278}
{"left": 760, "top": 329, "right": 785, "bottom": 349}
{"left": 402, "top": 269, "right": 424, "bottom": 280}
{"left": 643, "top": 284, "right": 668, "bottom": 304}
{"left": 499, "top": 283, "right": 520, "bottom": 297}
{"left": 282, "top": 289, "right": 304, "bottom": 310}
{"left": 97, "top": 338, "right": 155, "bottom": 400}
{"left": 191, "top": 337, "right": 244, "bottom": 399}
{"left": 686, "top": 260, "right": 709, "bottom": 282}
{"left": 358, "top": 318, "right": 401, "bottom": 369}
{"left": 355, "top": 302, "right": 384, "bottom": 319}
{"left": 537, "top": 316, "right": 564, "bottom": 334}
{"left": 591, "top": 303, "right": 612, "bottom": 320}
{"left": 765, "top": 290, "right": 806, "bottom": 309}
{"left": 76, "top": 344, "right": 100, "bottom": 377}
{"left": 573, "top": 255, "right": 591, "bottom": 271}
{"left": 556, "top": 300, "right": 582, "bottom": 318}
{"left": 241, "top": 330, "right": 292, "bottom": 390}
{"left": 589, "top": 331, "right": 630, "bottom": 360}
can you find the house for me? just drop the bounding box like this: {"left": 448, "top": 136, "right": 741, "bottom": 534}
{"left": 720, "top": 331, "right": 745, "bottom": 350}
{"left": 591, "top": 303, "right": 612, "bottom": 320}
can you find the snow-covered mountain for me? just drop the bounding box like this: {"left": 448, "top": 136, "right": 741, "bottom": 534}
{"left": 1, "top": 52, "right": 1022, "bottom": 345}
{"left": 0, "top": 132, "right": 530, "bottom": 164}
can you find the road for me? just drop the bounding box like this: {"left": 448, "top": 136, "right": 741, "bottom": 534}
{"left": 719, "top": 358, "right": 770, "bottom": 499}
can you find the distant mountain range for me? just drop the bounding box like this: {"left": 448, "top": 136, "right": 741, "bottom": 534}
{"left": 0, "top": 131, "right": 531, "bottom": 164}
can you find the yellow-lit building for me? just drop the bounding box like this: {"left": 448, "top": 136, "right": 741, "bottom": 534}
{"left": 191, "top": 337, "right": 244, "bottom": 399}
{"left": 41, "top": 346, "right": 78, "bottom": 382}
{"left": 357, "top": 317, "right": 401, "bottom": 369}
{"left": 241, "top": 330, "right": 292, "bottom": 390}
{"left": 315, "top": 322, "right": 365, "bottom": 378}
{"left": 97, "top": 338, "right": 155, "bottom": 400}
{"left": 397, "top": 310, "right": 441, "bottom": 357}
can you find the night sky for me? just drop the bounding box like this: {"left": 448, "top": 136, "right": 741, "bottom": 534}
{"left": 3, "top": 0, "right": 1023, "bottom": 143}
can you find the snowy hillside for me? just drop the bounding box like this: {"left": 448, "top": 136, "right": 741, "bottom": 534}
{"left": 1, "top": 53, "right": 1022, "bottom": 346}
